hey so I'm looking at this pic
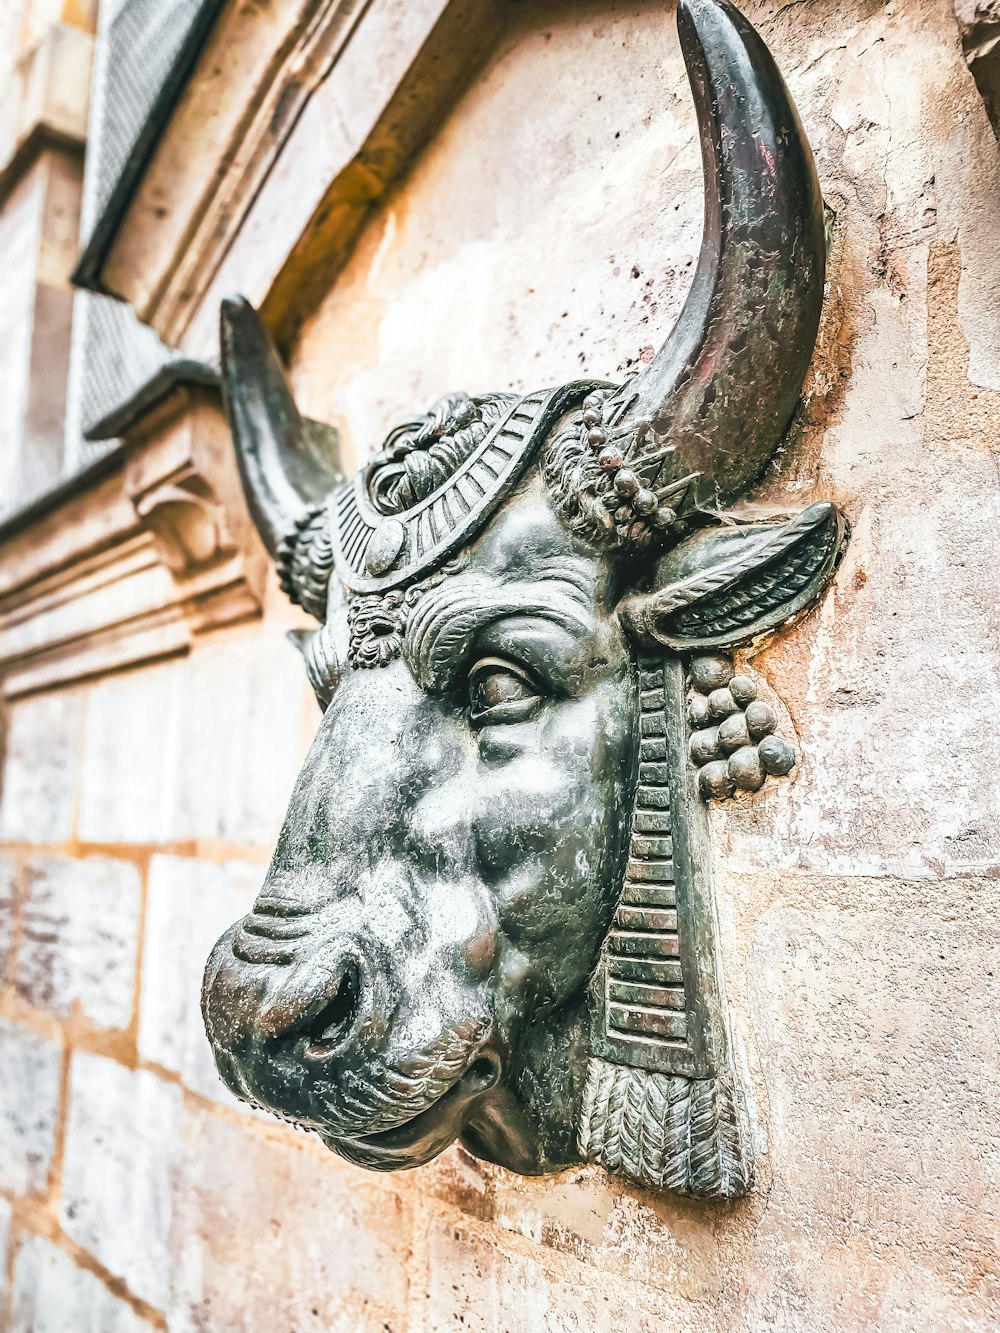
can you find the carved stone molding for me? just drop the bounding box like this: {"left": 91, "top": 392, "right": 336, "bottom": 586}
{"left": 87, "top": 0, "right": 508, "bottom": 352}
{"left": 0, "top": 386, "right": 266, "bottom": 700}
{"left": 0, "top": 22, "right": 92, "bottom": 199}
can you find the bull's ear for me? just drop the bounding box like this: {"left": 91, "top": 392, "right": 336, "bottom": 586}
{"left": 619, "top": 502, "right": 847, "bottom": 652}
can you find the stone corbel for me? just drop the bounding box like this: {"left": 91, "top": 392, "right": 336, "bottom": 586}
{"left": 0, "top": 384, "right": 268, "bottom": 700}
{"left": 132, "top": 477, "right": 235, "bottom": 575}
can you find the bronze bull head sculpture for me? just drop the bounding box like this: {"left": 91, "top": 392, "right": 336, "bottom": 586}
{"left": 202, "top": 0, "right": 847, "bottom": 1199}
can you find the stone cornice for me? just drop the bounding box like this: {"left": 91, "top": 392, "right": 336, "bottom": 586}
{"left": 0, "top": 387, "right": 266, "bottom": 700}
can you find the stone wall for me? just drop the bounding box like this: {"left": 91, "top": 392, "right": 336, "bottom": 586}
{"left": 1, "top": 0, "right": 998, "bottom": 1330}
{"left": 0, "top": 0, "right": 92, "bottom": 518}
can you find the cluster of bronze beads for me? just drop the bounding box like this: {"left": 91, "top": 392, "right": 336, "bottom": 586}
{"left": 580, "top": 391, "right": 686, "bottom": 542}
{"left": 687, "top": 654, "right": 796, "bottom": 799}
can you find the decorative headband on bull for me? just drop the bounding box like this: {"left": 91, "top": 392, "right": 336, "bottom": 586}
{"left": 211, "top": 0, "right": 847, "bottom": 1199}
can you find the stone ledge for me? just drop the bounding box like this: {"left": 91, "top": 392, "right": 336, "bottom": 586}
{"left": 0, "top": 386, "right": 266, "bottom": 700}
{"left": 0, "top": 23, "right": 92, "bottom": 202}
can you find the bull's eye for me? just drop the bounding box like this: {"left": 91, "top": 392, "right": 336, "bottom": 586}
{"left": 468, "top": 656, "right": 541, "bottom": 727}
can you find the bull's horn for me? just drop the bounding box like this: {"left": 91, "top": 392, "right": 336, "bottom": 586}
{"left": 605, "top": 0, "right": 825, "bottom": 509}
{"left": 219, "top": 296, "right": 342, "bottom": 556}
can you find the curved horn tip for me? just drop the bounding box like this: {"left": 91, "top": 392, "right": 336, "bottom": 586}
{"left": 800, "top": 500, "right": 837, "bottom": 527}
{"left": 219, "top": 294, "right": 271, "bottom": 363}
{"left": 218, "top": 292, "right": 339, "bottom": 561}
{"left": 676, "top": 0, "right": 717, "bottom": 26}
{"left": 221, "top": 293, "right": 251, "bottom": 315}
{"left": 675, "top": 0, "right": 741, "bottom": 46}
{"left": 609, "top": 0, "right": 825, "bottom": 515}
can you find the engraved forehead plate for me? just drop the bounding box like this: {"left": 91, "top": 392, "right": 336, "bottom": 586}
{"left": 328, "top": 381, "right": 604, "bottom": 595}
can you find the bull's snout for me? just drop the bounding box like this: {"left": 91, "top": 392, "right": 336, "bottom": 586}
{"left": 203, "top": 926, "right": 377, "bottom": 1067}
{"left": 259, "top": 953, "right": 366, "bottom": 1059}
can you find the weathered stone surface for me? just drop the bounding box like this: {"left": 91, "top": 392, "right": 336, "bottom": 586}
{"left": 0, "top": 163, "right": 47, "bottom": 520}
{"left": 10, "top": 1234, "right": 154, "bottom": 1333}
{"left": 168, "top": 1105, "right": 409, "bottom": 1333}
{"left": 423, "top": 1217, "right": 717, "bottom": 1333}
{"left": 78, "top": 626, "right": 308, "bottom": 845}
{"left": 295, "top": 0, "right": 1000, "bottom": 439}
{"left": 715, "top": 453, "right": 1000, "bottom": 881}
{"left": 0, "top": 686, "right": 83, "bottom": 842}
{"left": 0, "top": 1196, "right": 11, "bottom": 1300}
{"left": 76, "top": 659, "right": 181, "bottom": 845}
{"left": 712, "top": 881, "right": 1000, "bottom": 1331}
{"left": 17, "top": 853, "right": 141, "bottom": 1030}
{"left": 423, "top": 1149, "right": 721, "bottom": 1304}
{"left": 0, "top": 1021, "right": 61, "bottom": 1195}
{"left": 61, "top": 1053, "right": 182, "bottom": 1310}
{"left": 0, "top": 141, "right": 85, "bottom": 521}
{"left": 173, "top": 628, "right": 308, "bottom": 845}
{"left": 0, "top": 851, "right": 17, "bottom": 980}
{"left": 139, "top": 854, "right": 259, "bottom": 1105}
{"left": 0, "top": 22, "right": 92, "bottom": 172}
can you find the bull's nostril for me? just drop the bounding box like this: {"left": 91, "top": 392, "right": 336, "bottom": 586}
{"left": 299, "top": 962, "right": 361, "bottom": 1059}
{"left": 467, "top": 1056, "right": 500, "bottom": 1090}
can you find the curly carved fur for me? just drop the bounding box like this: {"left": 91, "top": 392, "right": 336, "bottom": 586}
{"left": 277, "top": 503, "right": 333, "bottom": 622}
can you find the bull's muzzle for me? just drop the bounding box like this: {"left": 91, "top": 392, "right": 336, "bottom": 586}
{"left": 202, "top": 917, "right": 379, "bottom": 1077}
{"left": 201, "top": 904, "right": 500, "bottom": 1168}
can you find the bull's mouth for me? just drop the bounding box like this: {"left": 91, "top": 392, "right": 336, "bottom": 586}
{"left": 203, "top": 930, "right": 503, "bottom": 1168}
{"left": 326, "top": 1053, "right": 502, "bottom": 1171}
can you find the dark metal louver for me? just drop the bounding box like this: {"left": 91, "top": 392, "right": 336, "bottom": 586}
{"left": 73, "top": 0, "right": 225, "bottom": 292}
{"left": 63, "top": 0, "right": 221, "bottom": 471}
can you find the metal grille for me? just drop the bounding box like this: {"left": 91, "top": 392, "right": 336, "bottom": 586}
{"left": 79, "top": 0, "right": 225, "bottom": 261}
{"left": 64, "top": 0, "right": 222, "bottom": 473}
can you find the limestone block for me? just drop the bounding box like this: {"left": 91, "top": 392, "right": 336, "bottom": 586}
{"left": 0, "top": 22, "right": 92, "bottom": 172}
{"left": 168, "top": 1105, "right": 409, "bottom": 1333}
{"left": 171, "top": 627, "right": 309, "bottom": 846}
{"left": 715, "top": 453, "right": 1000, "bottom": 882}
{"left": 61, "top": 1054, "right": 182, "bottom": 1310}
{"left": 0, "top": 144, "right": 84, "bottom": 519}
{"left": 0, "top": 1196, "right": 11, "bottom": 1299}
{"left": 76, "top": 659, "right": 179, "bottom": 844}
{"left": 423, "top": 1148, "right": 721, "bottom": 1304}
{"left": 16, "top": 853, "right": 141, "bottom": 1030}
{"left": 0, "top": 164, "right": 44, "bottom": 511}
{"left": 728, "top": 890, "right": 1000, "bottom": 1331}
{"left": 10, "top": 1234, "right": 154, "bottom": 1333}
{"left": 0, "top": 686, "right": 83, "bottom": 843}
{"left": 138, "top": 854, "right": 260, "bottom": 1106}
{"left": 0, "top": 853, "right": 17, "bottom": 980}
{"left": 0, "top": 1021, "right": 60, "bottom": 1195}
{"left": 422, "top": 1218, "right": 717, "bottom": 1333}
{"left": 78, "top": 625, "right": 308, "bottom": 846}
